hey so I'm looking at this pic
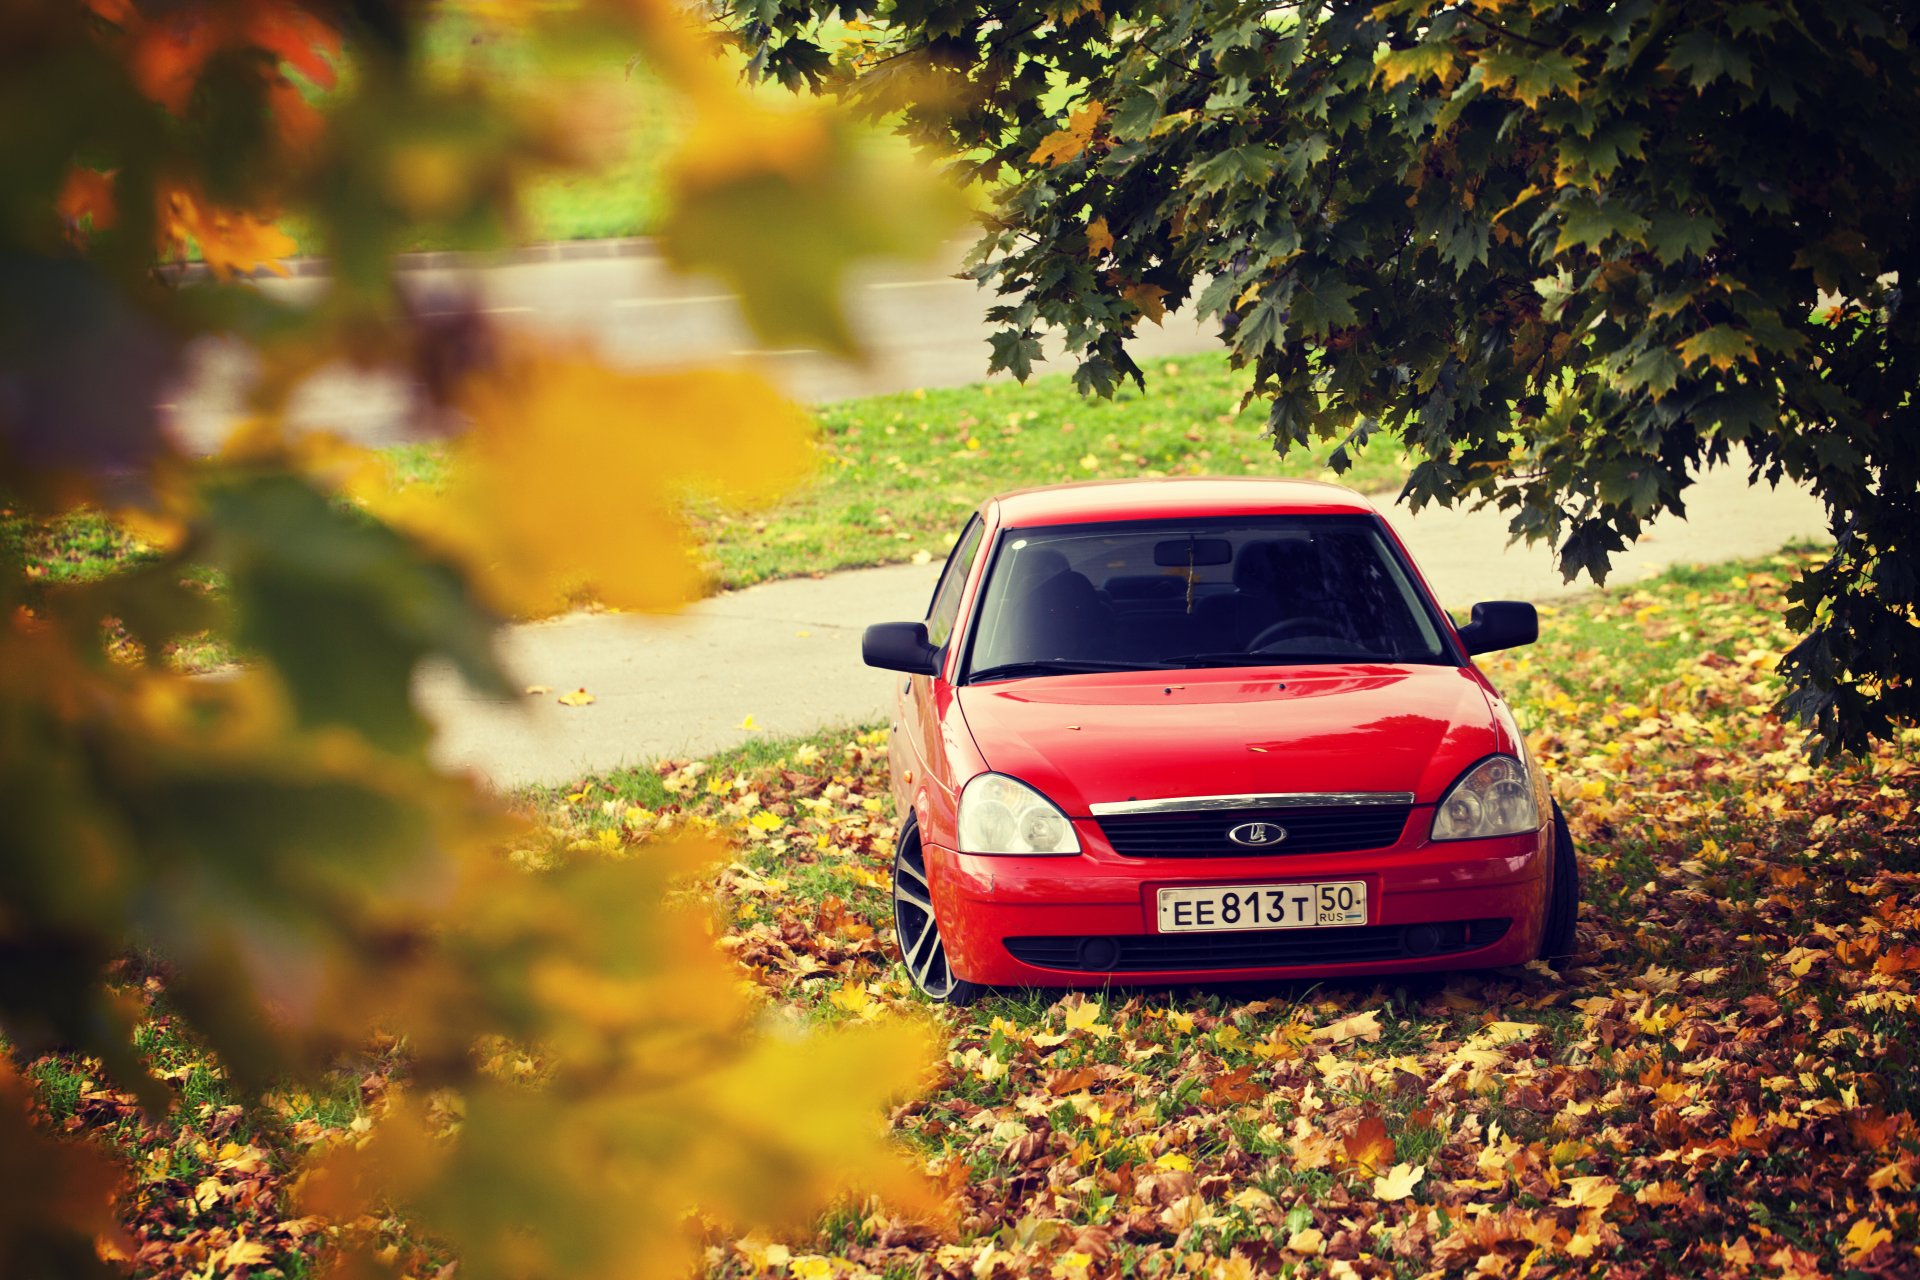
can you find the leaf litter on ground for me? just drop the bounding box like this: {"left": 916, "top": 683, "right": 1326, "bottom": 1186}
{"left": 14, "top": 548, "right": 1920, "bottom": 1278}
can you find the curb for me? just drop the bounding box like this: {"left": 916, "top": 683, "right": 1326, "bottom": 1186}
{"left": 162, "top": 234, "right": 662, "bottom": 283}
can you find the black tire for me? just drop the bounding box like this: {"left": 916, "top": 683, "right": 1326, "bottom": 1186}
{"left": 892, "top": 825, "right": 985, "bottom": 1006}
{"left": 1539, "top": 799, "right": 1580, "bottom": 966}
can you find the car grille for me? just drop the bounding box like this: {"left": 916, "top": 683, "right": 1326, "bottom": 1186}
{"left": 1095, "top": 805, "right": 1413, "bottom": 858}
{"left": 1005, "top": 918, "right": 1509, "bottom": 974}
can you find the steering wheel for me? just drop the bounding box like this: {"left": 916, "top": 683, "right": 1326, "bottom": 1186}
{"left": 1248, "top": 616, "right": 1350, "bottom": 650}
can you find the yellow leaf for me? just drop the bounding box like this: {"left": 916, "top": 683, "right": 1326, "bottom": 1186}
{"left": 1844, "top": 1217, "right": 1891, "bottom": 1258}
{"left": 1062, "top": 998, "right": 1113, "bottom": 1039}
{"left": 1676, "top": 325, "right": 1758, "bottom": 373}
{"left": 747, "top": 810, "right": 784, "bottom": 833}
{"left": 1465, "top": 1020, "right": 1542, "bottom": 1049}
{"left": 374, "top": 341, "right": 812, "bottom": 616}
{"left": 557, "top": 688, "right": 595, "bottom": 707}
{"left": 1086, "top": 216, "right": 1114, "bottom": 257}
{"left": 736, "top": 1237, "right": 792, "bottom": 1269}
{"left": 740, "top": 713, "right": 761, "bottom": 731}
{"left": 1372, "top": 1161, "right": 1425, "bottom": 1201}
{"left": 1315, "top": 1009, "right": 1383, "bottom": 1044}
{"left": 1554, "top": 1174, "right": 1618, "bottom": 1212}
{"left": 1375, "top": 43, "right": 1460, "bottom": 89}
{"left": 1154, "top": 1151, "right": 1192, "bottom": 1171}
{"left": 1285, "top": 1227, "right": 1324, "bottom": 1256}
{"left": 222, "top": 1238, "right": 275, "bottom": 1269}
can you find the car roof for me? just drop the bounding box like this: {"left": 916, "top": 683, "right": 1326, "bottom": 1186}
{"left": 991, "top": 477, "right": 1380, "bottom": 528}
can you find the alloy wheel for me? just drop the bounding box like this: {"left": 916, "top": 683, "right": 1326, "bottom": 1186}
{"left": 892, "top": 835, "right": 960, "bottom": 1000}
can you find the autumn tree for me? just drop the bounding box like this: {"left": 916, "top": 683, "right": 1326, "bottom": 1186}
{"left": 736, "top": 0, "right": 1920, "bottom": 755}
{"left": 1, "top": 0, "right": 957, "bottom": 1274}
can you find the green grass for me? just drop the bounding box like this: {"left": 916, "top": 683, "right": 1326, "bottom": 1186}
{"left": 0, "top": 505, "right": 157, "bottom": 585}
{"left": 687, "top": 350, "right": 1408, "bottom": 588}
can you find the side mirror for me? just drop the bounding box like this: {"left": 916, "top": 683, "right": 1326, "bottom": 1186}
{"left": 1457, "top": 601, "right": 1537, "bottom": 655}
{"left": 863, "top": 621, "right": 940, "bottom": 675}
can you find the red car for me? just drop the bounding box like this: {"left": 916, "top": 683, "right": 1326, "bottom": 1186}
{"left": 863, "top": 477, "right": 1577, "bottom": 1003}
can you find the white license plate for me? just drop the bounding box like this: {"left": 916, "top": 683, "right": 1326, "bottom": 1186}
{"left": 1156, "top": 881, "right": 1368, "bottom": 933}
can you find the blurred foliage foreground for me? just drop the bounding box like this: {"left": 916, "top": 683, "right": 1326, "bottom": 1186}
{"left": 0, "top": 1, "right": 965, "bottom": 1277}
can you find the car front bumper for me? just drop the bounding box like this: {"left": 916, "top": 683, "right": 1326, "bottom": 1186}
{"left": 924, "top": 812, "right": 1549, "bottom": 986}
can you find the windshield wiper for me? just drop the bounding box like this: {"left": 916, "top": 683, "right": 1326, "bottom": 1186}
{"left": 966, "top": 658, "right": 1168, "bottom": 683}
{"left": 1166, "top": 650, "right": 1406, "bottom": 668}
{"left": 1164, "top": 652, "right": 1282, "bottom": 667}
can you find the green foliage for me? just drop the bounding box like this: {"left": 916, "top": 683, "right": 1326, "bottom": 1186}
{"left": 736, "top": 0, "right": 1920, "bottom": 756}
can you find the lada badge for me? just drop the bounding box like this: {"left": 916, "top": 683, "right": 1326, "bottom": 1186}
{"left": 1227, "top": 821, "right": 1288, "bottom": 847}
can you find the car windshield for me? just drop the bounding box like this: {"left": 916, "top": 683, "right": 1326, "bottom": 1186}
{"left": 963, "top": 516, "right": 1450, "bottom": 681}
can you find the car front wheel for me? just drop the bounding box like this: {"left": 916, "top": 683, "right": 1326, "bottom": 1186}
{"left": 1539, "top": 799, "right": 1580, "bottom": 965}
{"left": 892, "top": 826, "right": 983, "bottom": 1005}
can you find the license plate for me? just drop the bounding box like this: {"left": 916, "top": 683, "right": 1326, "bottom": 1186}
{"left": 1156, "top": 881, "right": 1368, "bottom": 933}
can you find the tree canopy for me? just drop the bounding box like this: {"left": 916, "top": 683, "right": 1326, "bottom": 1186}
{"left": 737, "top": 0, "right": 1920, "bottom": 755}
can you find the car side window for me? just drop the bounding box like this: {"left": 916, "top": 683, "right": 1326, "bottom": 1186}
{"left": 924, "top": 516, "right": 985, "bottom": 649}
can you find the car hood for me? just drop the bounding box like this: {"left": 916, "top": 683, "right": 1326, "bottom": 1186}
{"left": 955, "top": 664, "right": 1501, "bottom": 815}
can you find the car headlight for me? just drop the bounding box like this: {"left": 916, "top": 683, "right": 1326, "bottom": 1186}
{"left": 957, "top": 773, "right": 1081, "bottom": 855}
{"left": 1431, "top": 755, "right": 1539, "bottom": 840}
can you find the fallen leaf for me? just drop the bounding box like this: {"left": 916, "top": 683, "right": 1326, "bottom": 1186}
{"left": 1372, "top": 1162, "right": 1424, "bottom": 1201}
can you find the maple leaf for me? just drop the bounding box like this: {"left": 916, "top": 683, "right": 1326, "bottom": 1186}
{"left": 1122, "top": 283, "right": 1168, "bottom": 325}
{"left": 1062, "top": 997, "right": 1114, "bottom": 1039}
{"left": 1375, "top": 43, "right": 1460, "bottom": 89}
{"left": 557, "top": 688, "right": 595, "bottom": 706}
{"left": 1086, "top": 216, "right": 1114, "bottom": 257}
{"left": 157, "top": 185, "right": 296, "bottom": 280}
{"left": 1314, "top": 1009, "right": 1383, "bottom": 1044}
{"left": 1372, "top": 1162, "right": 1424, "bottom": 1201}
{"left": 1342, "top": 1112, "right": 1395, "bottom": 1175}
{"left": 1676, "top": 325, "right": 1759, "bottom": 372}
{"left": 1555, "top": 1174, "right": 1618, "bottom": 1212}
{"left": 1031, "top": 102, "right": 1108, "bottom": 167}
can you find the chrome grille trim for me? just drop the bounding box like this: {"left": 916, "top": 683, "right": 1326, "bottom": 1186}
{"left": 1088, "top": 791, "right": 1417, "bottom": 817}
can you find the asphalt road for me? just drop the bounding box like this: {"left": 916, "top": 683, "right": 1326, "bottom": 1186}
{"left": 163, "top": 245, "right": 1224, "bottom": 452}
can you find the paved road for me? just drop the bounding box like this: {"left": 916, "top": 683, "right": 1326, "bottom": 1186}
{"left": 163, "top": 245, "right": 1223, "bottom": 451}
{"left": 420, "top": 463, "right": 1830, "bottom": 789}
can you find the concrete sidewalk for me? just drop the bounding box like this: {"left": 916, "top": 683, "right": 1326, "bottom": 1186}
{"left": 418, "top": 465, "right": 1830, "bottom": 789}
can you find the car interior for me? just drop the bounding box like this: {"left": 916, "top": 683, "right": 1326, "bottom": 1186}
{"left": 966, "top": 523, "right": 1448, "bottom": 675}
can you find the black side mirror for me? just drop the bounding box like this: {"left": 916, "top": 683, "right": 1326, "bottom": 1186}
{"left": 1457, "top": 601, "right": 1537, "bottom": 655}
{"left": 863, "top": 621, "right": 940, "bottom": 675}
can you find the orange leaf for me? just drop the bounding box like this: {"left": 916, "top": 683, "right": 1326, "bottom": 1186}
{"left": 1086, "top": 216, "right": 1114, "bottom": 258}
{"left": 1122, "top": 282, "right": 1167, "bottom": 325}
{"left": 1342, "top": 1111, "right": 1395, "bottom": 1175}
{"left": 56, "top": 166, "right": 117, "bottom": 233}
{"left": 157, "top": 185, "right": 296, "bottom": 279}
{"left": 1030, "top": 101, "right": 1107, "bottom": 167}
